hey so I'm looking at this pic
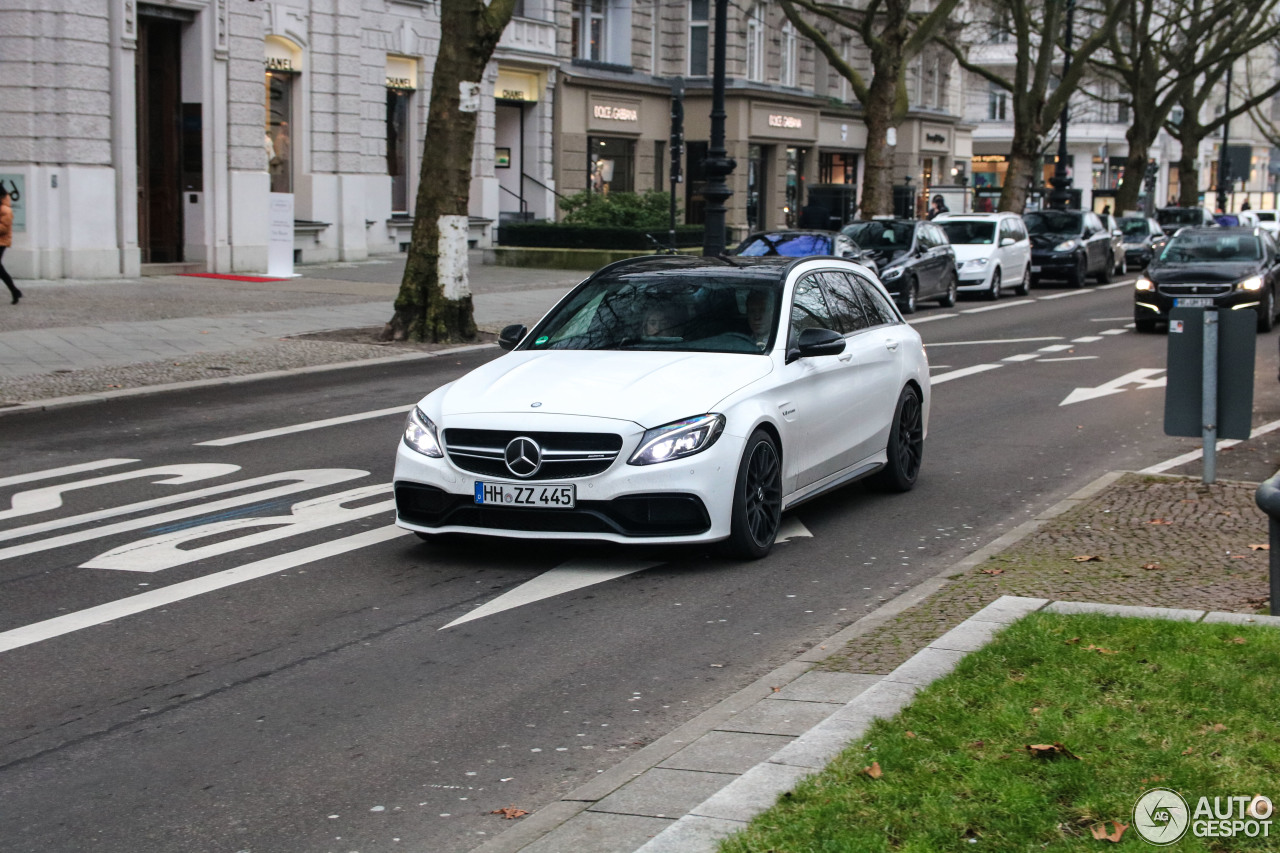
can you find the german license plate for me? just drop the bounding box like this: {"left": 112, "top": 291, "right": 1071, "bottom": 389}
{"left": 1174, "top": 297, "right": 1215, "bottom": 307}
{"left": 475, "top": 482, "right": 576, "bottom": 508}
{"left": 1030, "top": 265, "right": 1042, "bottom": 273}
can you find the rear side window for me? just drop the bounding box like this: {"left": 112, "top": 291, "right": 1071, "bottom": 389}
{"left": 789, "top": 274, "right": 838, "bottom": 346}
{"left": 853, "top": 274, "right": 899, "bottom": 326}
{"left": 819, "top": 272, "right": 870, "bottom": 332}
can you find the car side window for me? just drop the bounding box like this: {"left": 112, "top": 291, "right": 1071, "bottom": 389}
{"left": 1084, "top": 213, "right": 1102, "bottom": 234}
{"left": 915, "top": 226, "right": 933, "bottom": 251}
{"left": 820, "top": 271, "right": 870, "bottom": 333}
{"left": 852, "top": 274, "right": 899, "bottom": 326}
{"left": 788, "top": 274, "right": 838, "bottom": 346}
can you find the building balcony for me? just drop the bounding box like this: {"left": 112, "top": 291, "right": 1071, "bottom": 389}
{"left": 497, "top": 17, "right": 557, "bottom": 59}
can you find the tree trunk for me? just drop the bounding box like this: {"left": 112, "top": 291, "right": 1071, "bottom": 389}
{"left": 999, "top": 122, "right": 1042, "bottom": 213}
{"left": 1113, "top": 115, "right": 1158, "bottom": 214}
{"left": 1176, "top": 133, "right": 1202, "bottom": 208}
{"left": 860, "top": 75, "right": 900, "bottom": 217}
{"left": 384, "top": 0, "right": 513, "bottom": 343}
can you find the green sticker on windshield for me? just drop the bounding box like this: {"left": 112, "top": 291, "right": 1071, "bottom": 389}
{"left": 535, "top": 335, "right": 549, "bottom": 346}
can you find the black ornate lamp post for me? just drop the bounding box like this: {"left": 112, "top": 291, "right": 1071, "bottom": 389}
{"left": 1047, "top": 0, "right": 1076, "bottom": 210}
{"left": 701, "top": 0, "right": 736, "bottom": 256}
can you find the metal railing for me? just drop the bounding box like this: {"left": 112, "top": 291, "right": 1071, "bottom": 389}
{"left": 1254, "top": 472, "right": 1280, "bottom": 615}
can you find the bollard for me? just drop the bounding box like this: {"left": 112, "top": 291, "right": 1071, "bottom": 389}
{"left": 1254, "top": 472, "right": 1280, "bottom": 616}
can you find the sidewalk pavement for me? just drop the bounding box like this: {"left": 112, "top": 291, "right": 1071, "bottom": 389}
{"left": 2, "top": 253, "right": 1278, "bottom": 852}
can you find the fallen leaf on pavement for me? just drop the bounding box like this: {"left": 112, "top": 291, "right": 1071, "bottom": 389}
{"left": 980, "top": 568, "right": 1004, "bottom": 575}
{"left": 1148, "top": 519, "right": 1173, "bottom": 525}
{"left": 1073, "top": 555, "right": 1104, "bottom": 562}
{"left": 864, "top": 761, "right": 883, "bottom": 779}
{"left": 1026, "top": 742, "right": 1080, "bottom": 760}
{"left": 1091, "top": 821, "right": 1129, "bottom": 842}
{"left": 1141, "top": 562, "right": 1161, "bottom": 570}
{"left": 491, "top": 807, "right": 529, "bottom": 819}
{"left": 1250, "top": 544, "right": 1270, "bottom": 551}
{"left": 771, "top": 686, "right": 781, "bottom": 692}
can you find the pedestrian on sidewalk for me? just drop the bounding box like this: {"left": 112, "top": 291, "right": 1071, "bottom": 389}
{"left": 0, "top": 186, "right": 20, "bottom": 305}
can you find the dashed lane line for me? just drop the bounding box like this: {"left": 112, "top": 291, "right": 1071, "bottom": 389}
{"left": 961, "top": 299, "right": 1036, "bottom": 314}
{"left": 198, "top": 405, "right": 414, "bottom": 446}
{"left": 930, "top": 364, "right": 1003, "bottom": 384}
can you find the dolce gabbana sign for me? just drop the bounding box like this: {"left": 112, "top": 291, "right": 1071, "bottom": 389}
{"left": 768, "top": 114, "right": 803, "bottom": 129}
{"left": 593, "top": 104, "right": 638, "bottom": 121}
{"left": 750, "top": 104, "right": 817, "bottom": 140}
{"left": 588, "top": 95, "right": 643, "bottom": 131}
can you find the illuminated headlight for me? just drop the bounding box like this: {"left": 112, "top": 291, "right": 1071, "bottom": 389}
{"left": 1053, "top": 240, "right": 1079, "bottom": 252}
{"left": 962, "top": 258, "right": 990, "bottom": 270}
{"left": 403, "top": 406, "right": 444, "bottom": 458}
{"left": 1238, "top": 275, "right": 1264, "bottom": 292}
{"left": 1135, "top": 277, "right": 1155, "bottom": 292}
{"left": 629, "top": 414, "right": 725, "bottom": 465}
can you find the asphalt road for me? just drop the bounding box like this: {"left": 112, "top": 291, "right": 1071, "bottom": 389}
{"left": 2, "top": 275, "right": 1276, "bottom": 853}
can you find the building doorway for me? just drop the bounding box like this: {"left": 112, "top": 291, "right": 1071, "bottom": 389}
{"left": 135, "top": 13, "right": 185, "bottom": 263}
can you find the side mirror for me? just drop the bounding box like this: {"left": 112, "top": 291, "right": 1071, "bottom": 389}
{"left": 498, "top": 324, "right": 527, "bottom": 351}
{"left": 1000, "top": 237, "right": 1015, "bottom": 247}
{"left": 787, "top": 327, "right": 846, "bottom": 363}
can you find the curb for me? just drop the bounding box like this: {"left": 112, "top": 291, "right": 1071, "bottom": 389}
{"left": 466, "top": 469, "right": 1139, "bottom": 853}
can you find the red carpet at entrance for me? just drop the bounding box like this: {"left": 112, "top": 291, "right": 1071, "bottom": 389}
{"left": 179, "top": 273, "right": 293, "bottom": 282}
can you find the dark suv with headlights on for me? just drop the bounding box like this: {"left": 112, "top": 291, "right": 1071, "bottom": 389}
{"left": 1024, "top": 210, "right": 1116, "bottom": 287}
{"left": 1134, "top": 227, "right": 1280, "bottom": 333}
{"left": 840, "top": 218, "right": 957, "bottom": 313}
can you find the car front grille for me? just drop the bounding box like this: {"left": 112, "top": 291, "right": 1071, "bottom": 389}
{"left": 1157, "top": 283, "right": 1233, "bottom": 297}
{"left": 443, "top": 429, "right": 625, "bottom": 480}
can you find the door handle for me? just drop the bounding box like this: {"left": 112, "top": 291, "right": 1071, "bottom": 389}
{"left": 884, "top": 340, "right": 899, "bottom": 351}
{"left": 838, "top": 353, "right": 853, "bottom": 362}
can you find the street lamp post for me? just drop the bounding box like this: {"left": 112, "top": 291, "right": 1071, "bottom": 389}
{"left": 701, "top": 0, "right": 736, "bottom": 256}
{"left": 1047, "top": 0, "right": 1076, "bottom": 211}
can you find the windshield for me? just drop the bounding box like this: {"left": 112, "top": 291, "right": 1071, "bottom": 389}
{"left": 1119, "top": 218, "right": 1150, "bottom": 237}
{"left": 520, "top": 272, "right": 780, "bottom": 354}
{"left": 1157, "top": 209, "right": 1204, "bottom": 226}
{"left": 736, "top": 233, "right": 832, "bottom": 257}
{"left": 842, "top": 221, "right": 915, "bottom": 256}
{"left": 1024, "top": 211, "right": 1081, "bottom": 235}
{"left": 1159, "top": 232, "right": 1261, "bottom": 264}
{"left": 937, "top": 221, "right": 995, "bottom": 245}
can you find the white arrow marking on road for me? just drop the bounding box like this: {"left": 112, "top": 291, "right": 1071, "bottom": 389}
{"left": 0, "top": 464, "right": 240, "bottom": 522}
{"left": 1059, "top": 368, "right": 1166, "bottom": 406}
{"left": 0, "top": 458, "right": 138, "bottom": 489}
{"left": 440, "top": 559, "right": 663, "bottom": 630}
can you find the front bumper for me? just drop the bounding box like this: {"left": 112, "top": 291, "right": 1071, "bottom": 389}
{"left": 1134, "top": 285, "right": 1259, "bottom": 323}
{"left": 393, "top": 413, "right": 744, "bottom": 544}
{"left": 1029, "top": 250, "right": 1078, "bottom": 279}
{"left": 956, "top": 264, "right": 993, "bottom": 291}
{"left": 1124, "top": 245, "right": 1154, "bottom": 268}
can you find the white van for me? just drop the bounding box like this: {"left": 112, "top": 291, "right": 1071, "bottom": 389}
{"left": 934, "top": 212, "right": 1032, "bottom": 299}
{"left": 1239, "top": 210, "right": 1280, "bottom": 236}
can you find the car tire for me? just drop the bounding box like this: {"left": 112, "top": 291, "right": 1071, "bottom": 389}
{"left": 1096, "top": 252, "right": 1114, "bottom": 284}
{"left": 986, "top": 268, "right": 1002, "bottom": 301}
{"left": 898, "top": 277, "right": 918, "bottom": 314}
{"left": 1117, "top": 252, "right": 1127, "bottom": 276}
{"left": 1016, "top": 266, "right": 1032, "bottom": 296}
{"left": 1134, "top": 317, "right": 1159, "bottom": 333}
{"left": 938, "top": 272, "right": 958, "bottom": 307}
{"left": 1258, "top": 287, "right": 1276, "bottom": 334}
{"left": 725, "top": 429, "right": 782, "bottom": 560}
{"left": 872, "top": 386, "right": 924, "bottom": 493}
{"left": 1067, "top": 255, "right": 1087, "bottom": 288}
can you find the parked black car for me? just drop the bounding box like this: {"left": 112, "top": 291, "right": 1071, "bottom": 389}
{"left": 1024, "top": 210, "right": 1116, "bottom": 287}
{"left": 1134, "top": 227, "right": 1280, "bottom": 333}
{"left": 840, "top": 218, "right": 957, "bottom": 313}
{"left": 1155, "top": 206, "right": 1217, "bottom": 237}
{"left": 733, "top": 230, "right": 877, "bottom": 273}
{"left": 1118, "top": 216, "right": 1168, "bottom": 269}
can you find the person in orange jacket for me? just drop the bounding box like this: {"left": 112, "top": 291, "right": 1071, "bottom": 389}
{"left": 0, "top": 186, "right": 20, "bottom": 304}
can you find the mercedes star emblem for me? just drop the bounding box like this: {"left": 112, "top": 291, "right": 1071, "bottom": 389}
{"left": 504, "top": 436, "right": 543, "bottom": 478}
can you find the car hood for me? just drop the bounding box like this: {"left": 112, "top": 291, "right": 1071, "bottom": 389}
{"left": 867, "top": 247, "right": 909, "bottom": 268}
{"left": 432, "top": 350, "right": 774, "bottom": 426}
{"left": 1029, "top": 232, "right": 1079, "bottom": 249}
{"left": 1147, "top": 262, "right": 1260, "bottom": 284}
{"left": 950, "top": 244, "right": 996, "bottom": 263}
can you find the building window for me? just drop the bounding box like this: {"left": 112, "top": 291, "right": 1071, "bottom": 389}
{"left": 688, "top": 0, "right": 709, "bottom": 77}
{"left": 387, "top": 87, "right": 411, "bottom": 212}
{"left": 819, "top": 152, "right": 856, "bottom": 185}
{"left": 987, "top": 82, "right": 1007, "bottom": 121}
{"left": 588, "top": 136, "right": 635, "bottom": 194}
{"left": 265, "top": 70, "right": 295, "bottom": 193}
{"left": 746, "top": 5, "right": 764, "bottom": 82}
{"left": 572, "top": 0, "right": 606, "bottom": 62}
{"left": 990, "top": 12, "right": 1011, "bottom": 43}
{"left": 779, "top": 21, "right": 797, "bottom": 87}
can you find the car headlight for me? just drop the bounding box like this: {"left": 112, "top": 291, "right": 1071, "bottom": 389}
{"left": 1238, "top": 275, "right": 1264, "bottom": 292}
{"left": 962, "top": 258, "right": 990, "bottom": 270}
{"left": 881, "top": 266, "right": 903, "bottom": 279}
{"left": 628, "top": 414, "right": 725, "bottom": 465}
{"left": 1053, "top": 240, "right": 1079, "bottom": 252}
{"left": 1135, "top": 277, "right": 1155, "bottom": 292}
{"left": 403, "top": 406, "right": 444, "bottom": 458}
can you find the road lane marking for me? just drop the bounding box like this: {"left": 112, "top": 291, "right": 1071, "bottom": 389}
{"left": 1060, "top": 368, "right": 1166, "bottom": 406}
{"left": 1098, "top": 282, "right": 1133, "bottom": 290}
{"left": 930, "top": 364, "right": 1002, "bottom": 384}
{"left": 961, "top": 299, "right": 1035, "bottom": 314}
{"left": 1039, "top": 290, "right": 1092, "bottom": 300}
{"left": 1141, "top": 419, "right": 1280, "bottom": 474}
{"left": 0, "top": 469, "right": 368, "bottom": 558}
{"left": 1039, "top": 356, "right": 1099, "bottom": 362}
{"left": 197, "top": 405, "right": 414, "bottom": 446}
{"left": 1099, "top": 329, "right": 1129, "bottom": 335}
{"left": 0, "top": 459, "right": 138, "bottom": 489}
{"left": 0, "top": 526, "right": 409, "bottom": 654}
{"left": 1, "top": 464, "right": 239, "bottom": 522}
{"left": 777, "top": 517, "right": 812, "bottom": 542}
{"left": 1002, "top": 353, "right": 1040, "bottom": 362}
{"left": 85, "top": 485, "right": 394, "bottom": 572}
{"left": 440, "top": 559, "right": 663, "bottom": 630}
{"left": 907, "top": 313, "right": 959, "bottom": 325}
{"left": 1037, "top": 344, "right": 1075, "bottom": 352}
{"left": 1072, "top": 336, "right": 1104, "bottom": 343}
{"left": 925, "top": 336, "right": 1062, "bottom": 347}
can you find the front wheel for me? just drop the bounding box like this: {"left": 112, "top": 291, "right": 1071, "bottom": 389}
{"left": 1067, "top": 255, "right": 1087, "bottom": 288}
{"left": 724, "top": 430, "right": 783, "bottom": 560}
{"left": 986, "top": 268, "right": 1002, "bottom": 301}
{"left": 1134, "top": 317, "right": 1159, "bottom": 333}
{"left": 1096, "top": 252, "right": 1114, "bottom": 284}
{"left": 1015, "top": 266, "right": 1032, "bottom": 296}
{"left": 1259, "top": 288, "right": 1276, "bottom": 333}
{"left": 938, "top": 272, "right": 958, "bottom": 307}
{"left": 898, "top": 277, "right": 919, "bottom": 314}
{"left": 873, "top": 386, "right": 924, "bottom": 492}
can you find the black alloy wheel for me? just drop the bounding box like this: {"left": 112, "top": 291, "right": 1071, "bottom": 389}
{"left": 986, "top": 268, "right": 1002, "bottom": 301}
{"left": 873, "top": 386, "right": 924, "bottom": 492}
{"left": 938, "top": 272, "right": 959, "bottom": 307}
{"left": 899, "top": 276, "right": 919, "bottom": 314}
{"left": 1067, "top": 254, "right": 1088, "bottom": 288}
{"left": 726, "top": 430, "right": 782, "bottom": 559}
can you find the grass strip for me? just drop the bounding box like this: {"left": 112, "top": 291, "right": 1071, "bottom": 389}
{"left": 719, "top": 612, "right": 1280, "bottom": 851}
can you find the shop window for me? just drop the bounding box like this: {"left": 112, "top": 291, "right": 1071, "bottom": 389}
{"left": 785, "top": 146, "right": 807, "bottom": 226}
{"left": 688, "top": 0, "right": 708, "bottom": 77}
{"left": 746, "top": 5, "right": 764, "bottom": 82}
{"left": 387, "top": 87, "right": 411, "bottom": 212}
{"left": 819, "top": 152, "right": 856, "bottom": 185}
{"left": 265, "top": 70, "right": 295, "bottom": 193}
{"left": 588, "top": 136, "right": 635, "bottom": 195}
{"left": 779, "top": 21, "right": 797, "bottom": 88}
